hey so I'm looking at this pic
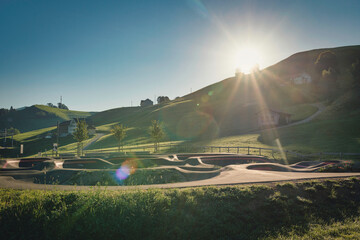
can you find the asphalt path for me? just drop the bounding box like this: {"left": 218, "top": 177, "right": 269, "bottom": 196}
{"left": 83, "top": 133, "right": 104, "bottom": 150}
{"left": 1, "top": 164, "right": 359, "bottom": 191}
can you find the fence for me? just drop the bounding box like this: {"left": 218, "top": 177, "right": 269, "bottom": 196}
{"left": 41, "top": 142, "right": 360, "bottom": 163}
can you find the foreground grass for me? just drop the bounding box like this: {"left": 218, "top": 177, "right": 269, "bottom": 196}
{"left": 267, "top": 217, "right": 360, "bottom": 239}
{"left": 1, "top": 178, "right": 360, "bottom": 239}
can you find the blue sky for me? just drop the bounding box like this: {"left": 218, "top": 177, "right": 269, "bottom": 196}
{"left": 1, "top": 0, "right": 359, "bottom": 111}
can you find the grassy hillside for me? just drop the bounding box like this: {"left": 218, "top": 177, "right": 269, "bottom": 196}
{"left": 89, "top": 76, "right": 317, "bottom": 148}
{"left": 6, "top": 45, "right": 360, "bottom": 155}
{"left": 88, "top": 45, "right": 360, "bottom": 151}
{"left": 0, "top": 105, "right": 93, "bottom": 132}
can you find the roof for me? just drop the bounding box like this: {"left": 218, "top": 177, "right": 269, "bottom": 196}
{"left": 59, "top": 120, "right": 71, "bottom": 127}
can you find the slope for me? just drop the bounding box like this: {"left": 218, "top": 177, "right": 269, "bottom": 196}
{"left": 0, "top": 105, "right": 94, "bottom": 132}
{"left": 87, "top": 45, "right": 360, "bottom": 151}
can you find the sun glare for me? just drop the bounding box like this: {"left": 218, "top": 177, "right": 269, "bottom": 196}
{"left": 237, "top": 46, "right": 261, "bottom": 74}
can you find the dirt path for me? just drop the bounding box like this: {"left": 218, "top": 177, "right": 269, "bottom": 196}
{"left": 83, "top": 133, "right": 104, "bottom": 150}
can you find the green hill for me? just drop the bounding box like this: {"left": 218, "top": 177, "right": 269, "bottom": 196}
{"left": 0, "top": 105, "right": 94, "bottom": 132}
{"left": 5, "top": 45, "right": 360, "bottom": 155}
{"left": 86, "top": 45, "right": 360, "bottom": 151}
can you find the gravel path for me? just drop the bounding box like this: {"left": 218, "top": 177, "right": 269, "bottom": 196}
{"left": 83, "top": 133, "right": 104, "bottom": 150}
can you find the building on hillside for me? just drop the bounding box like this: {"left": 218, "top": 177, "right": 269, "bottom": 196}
{"left": 58, "top": 119, "right": 95, "bottom": 137}
{"left": 290, "top": 72, "right": 312, "bottom": 85}
{"left": 140, "top": 99, "right": 153, "bottom": 107}
{"left": 256, "top": 109, "right": 292, "bottom": 128}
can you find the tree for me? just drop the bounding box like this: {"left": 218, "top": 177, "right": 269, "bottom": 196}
{"left": 321, "top": 67, "right": 338, "bottom": 99}
{"left": 315, "top": 51, "right": 338, "bottom": 73}
{"left": 47, "top": 103, "right": 57, "bottom": 108}
{"left": 73, "top": 119, "right": 88, "bottom": 156}
{"left": 157, "top": 96, "right": 170, "bottom": 104}
{"left": 148, "top": 120, "right": 165, "bottom": 152}
{"left": 351, "top": 59, "right": 360, "bottom": 86}
{"left": 58, "top": 102, "right": 69, "bottom": 110}
{"left": 7, "top": 127, "right": 20, "bottom": 135}
{"left": 111, "top": 124, "right": 127, "bottom": 152}
{"left": 0, "top": 108, "right": 9, "bottom": 116}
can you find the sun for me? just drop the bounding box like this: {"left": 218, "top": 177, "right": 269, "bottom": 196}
{"left": 236, "top": 46, "right": 261, "bottom": 74}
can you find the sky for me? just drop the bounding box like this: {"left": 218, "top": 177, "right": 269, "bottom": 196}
{"left": 0, "top": 0, "right": 359, "bottom": 111}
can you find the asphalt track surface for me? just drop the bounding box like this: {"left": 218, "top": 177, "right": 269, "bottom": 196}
{"left": 1, "top": 155, "right": 359, "bottom": 191}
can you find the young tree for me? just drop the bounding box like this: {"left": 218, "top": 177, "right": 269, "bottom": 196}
{"left": 7, "top": 127, "right": 20, "bottom": 135}
{"left": 111, "top": 124, "right": 127, "bottom": 152}
{"left": 73, "top": 119, "right": 88, "bottom": 156}
{"left": 148, "top": 120, "right": 165, "bottom": 152}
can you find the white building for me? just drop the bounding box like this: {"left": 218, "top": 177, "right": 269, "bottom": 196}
{"left": 58, "top": 119, "right": 95, "bottom": 137}
{"left": 290, "top": 72, "right": 312, "bottom": 85}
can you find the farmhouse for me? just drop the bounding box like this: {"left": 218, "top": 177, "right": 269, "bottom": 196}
{"left": 58, "top": 119, "right": 96, "bottom": 137}
{"left": 256, "top": 109, "right": 292, "bottom": 128}
{"left": 290, "top": 72, "right": 312, "bottom": 85}
{"left": 140, "top": 99, "right": 153, "bottom": 107}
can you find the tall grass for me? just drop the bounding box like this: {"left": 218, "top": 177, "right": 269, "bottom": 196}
{"left": 1, "top": 178, "right": 360, "bottom": 239}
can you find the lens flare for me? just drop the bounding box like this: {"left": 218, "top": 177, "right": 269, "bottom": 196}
{"left": 115, "top": 160, "right": 137, "bottom": 181}
{"left": 275, "top": 138, "right": 288, "bottom": 164}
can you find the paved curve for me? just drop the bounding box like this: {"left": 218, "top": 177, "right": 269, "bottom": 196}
{"left": 1, "top": 164, "right": 359, "bottom": 191}
{"left": 249, "top": 102, "right": 326, "bottom": 134}
{"left": 83, "top": 133, "right": 104, "bottom": 150}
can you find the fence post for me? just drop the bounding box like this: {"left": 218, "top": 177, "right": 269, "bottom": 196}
{"left": 219, "top": 147, "right": 221, "bottom": 153}
{"left": 211, "top": 147, "right": 213, "bottom": 153}
{"left": 259, "top": 148, "right": 261, "bottom": 156}
{"left": 237, "top": 147, "right": 239, "bottom": 154}
{"left": 228, "top": 147, "right": 230, "bottom": 153}
{"left": 248, "top": 147, "right": 250, "bottom": 155}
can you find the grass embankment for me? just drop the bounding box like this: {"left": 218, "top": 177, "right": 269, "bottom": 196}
{"left": 260, "top": 113, "right": 360, "bottom": 153}
{"left": 1, "top": 178, "right": 360, "bottom": 239}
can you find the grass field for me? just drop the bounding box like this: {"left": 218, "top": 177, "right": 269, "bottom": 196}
{"left": 1, "top": 177, "right": 359, "bottom": 239}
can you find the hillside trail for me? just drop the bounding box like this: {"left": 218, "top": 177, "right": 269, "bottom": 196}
{"left": 83, "top": 133, "right": 104, "bottom": 150}
{"left": 277, "top": 102, "right": 326, "bottom": 128}
{"left": 249, "top": 102, "right": 326, "bottom": 134}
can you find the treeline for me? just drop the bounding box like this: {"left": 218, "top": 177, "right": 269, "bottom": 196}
{"left": 314, "top": 51, "right": 360, "bottom": 100}
{"left": 0, "top": 106, "right": 16, "bottom": 117}
{"left": 47, "top": 102, "right": 69, "bottom": 110}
